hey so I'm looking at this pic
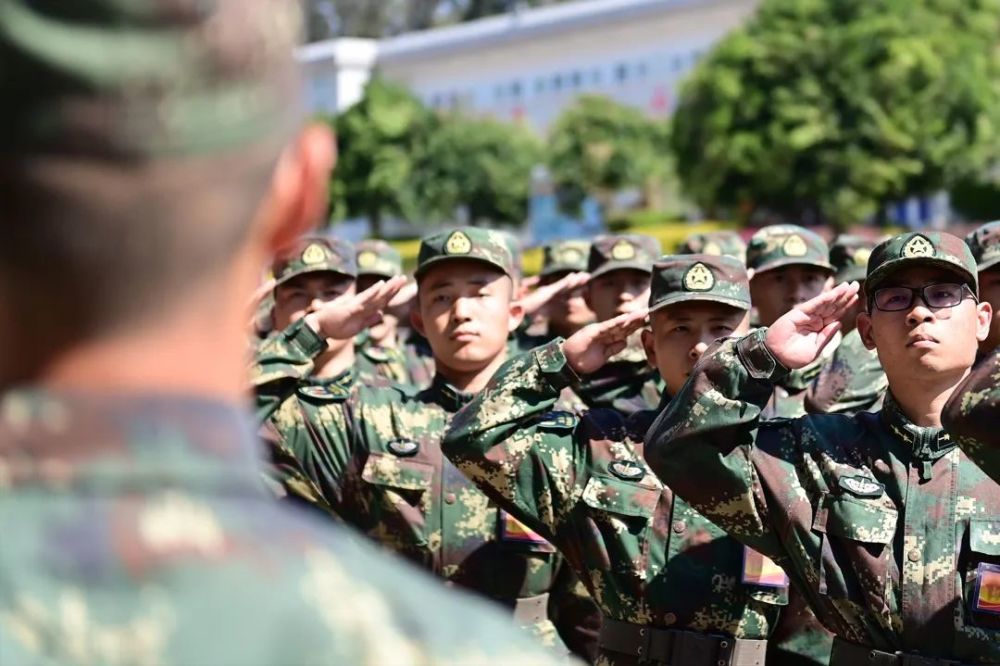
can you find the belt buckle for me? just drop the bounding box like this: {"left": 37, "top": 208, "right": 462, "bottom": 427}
{"left": 672, "top": 630, "right": 720, "bottom": 666}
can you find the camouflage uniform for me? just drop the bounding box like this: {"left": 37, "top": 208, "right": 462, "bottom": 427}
{"left": 353, "top": 239, "right": 414, "bottom": 387}
{"left": 646, "top": 232, "right": 1000, "bottom": 665}
{"left": 944, "top": 347, "right": 1000, "bottom": 483}
{"left": 677, "top": 230, "right": 748, "bottom": 265}
{"left": 575, "top": 234, "right": 664, "bottom": 417}
{"left": 965, "top": 220, "right": 1000, "bottom": 274}
{"left": 444, "top": 255, "right": 791, "bottom": 666}
{"left": 253, "top": 228, "right": 599, "bottom": 655}
{"left": 0, "top": 2, "right": 563, "bottom": 664}
{"left": 805, "top": 236, "right": 887, "bottom": 415}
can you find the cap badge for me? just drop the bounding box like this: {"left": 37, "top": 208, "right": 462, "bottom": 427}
{"left": 902, "top": 235, "right": 934, "bottom": 258}
{"left": 560, "top": 248, "right": 583, "bottom": 265}
{"left": 357, "top": 250, "right": 378, "bottom": 269}
{"left": 853, "top": 248, "right": 872, "bottom": 267}
{"left": 611, "top": 240, "right": 636, "bottom": 261}
{"left": 301, "top": 243, "right": 327, "bottom": 265}
{"left": 703, "top": 241, "right": 722, "bottom": 256}
{"left": 783, "top": 235, "right": 808, "bottom": 258}
{"left": 445, "top": 231, "right": 472, "bottom": 255}
{"left": 683, "top": 262, "right": 715, "bottom": 291}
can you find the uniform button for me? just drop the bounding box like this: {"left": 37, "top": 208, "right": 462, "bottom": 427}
{"left": 663, "top": 612, "right": 677, "bottom": 626}
{"left": 672, "top": 520, "right": 686, "bottom": 534}
{"left": 444, "top": 493, "right": 457, "bottom": 505}
{"left": 907, "top": 549, "right": 920, "bottom": 562}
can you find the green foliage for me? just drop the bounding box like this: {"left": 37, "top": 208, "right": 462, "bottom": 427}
{"left": 416, "top": 115, "right": 543, "bottom": 226}
{"left": 671, "top": 0, "right": 1000, "bottom": 229}
{"left": 952, "top": 173, "right": 1000, "bottom": 221}
{"left": 547, "top": 95, "right": 671, "bottom": 213}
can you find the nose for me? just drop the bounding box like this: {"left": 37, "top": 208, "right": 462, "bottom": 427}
{"left": 450, "top": 296, "right": 473, "bottom": 323}
{"left": 792, "top": 279, "right": 813, "bottom": 303}
{"left": 689, "top": 341, "right": 709, "bottom": 361}
{"left": 906, "top": 301, "right": 935, "bottom": 326}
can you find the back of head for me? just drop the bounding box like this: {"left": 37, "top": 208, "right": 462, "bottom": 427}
{"left": 0, "top": 0, "right": 302, "bottom": 384}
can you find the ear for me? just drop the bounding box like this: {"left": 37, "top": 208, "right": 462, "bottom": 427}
{"left": 976, "top": 301, "right": 993, "bottom": 342}
{"left": 641, "top": 328, "right": 656, "bottom": 367}
{"left": 856, "top": 311, "right": 877, "bottom": 350}
{"left": 410, "top": 306, "right": 426, "bottom": 338}
{"left": 507, "top": 293, "right": 525, "bottom": 334}
{"left": 255, "top": 123, "right": 337, "bottom": 256}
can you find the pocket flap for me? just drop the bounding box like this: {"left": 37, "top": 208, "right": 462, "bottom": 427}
{"left": 361, "top": 452, "right": 433, "bottom": 491}
{"left": 970, "top": 519, "right": 1000, "bottom": 556}
{"left": 813, "top": 493, "right": 897, "bottom": 545}
{"left": 581, "top": 474, "right": 659, "bottom": 518}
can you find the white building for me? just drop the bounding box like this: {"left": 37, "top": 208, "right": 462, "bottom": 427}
{"left": 298, "top": 0, "right": 759, "bottom": 131}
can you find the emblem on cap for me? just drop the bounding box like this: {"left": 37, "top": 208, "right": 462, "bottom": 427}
{"left": 783, "top": 235, "right": 808, "bottom": 258}
{"left": 301, "top": 243, "right": 327, "bottom": 265}
{"left": 560, "top": 248, "right": 583, "bottom": 265}
{"left": 683, "top": 263, "right": 715, "bottom": 291}
{"left": 611, "top": 240, "right": 636, "bottom": 261}
{"left": 902, "top": 235, "right": 934, "bottom": 258}
{"left": 387, "top": 439, "right": 420, "bottom": 457}
{"left": 703, "top": 241, "right": 722, "bottom": 256}
{"left": 357, "top": 250, "right": 378, "bottom": 269}
{"left": 609, "top": 459, "right": 645, "bottom": 481}
{"left": 445, "top": 231, "right": 472, "bottom": 255}
{"left": 854, "top": 248, "right": 872, "bottom": 267}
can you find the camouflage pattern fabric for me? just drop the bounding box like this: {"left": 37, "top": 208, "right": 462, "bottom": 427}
{"left": 573, "top": 336, "right": 663, "bottom": 418}
{"left": 746, "top": 225, "right": 833, "bottom": 274}
{"left": 588, "top": 234, "right": 662, "bottom": 278}
{"left": 0, "top": 390, "right": 565, "bottom": 666}
{"left": 966, "top": 220, "right": 1000, "bottom": 272}
{"left": 649, "top": 254, "right": 751, "bottom": 312}
{"left": 355, "top": 332, "right": 414, "bottom": 388}
{"left": 442, "top": 341, "right": 789, "bottom": 666}
{"left": 644, "top": 328, "right": 1000, "bottom": 662}
{"left": 355, "top": 239, "right": 404, "bottom": 279}
{"left": 415, "top": 228, "right": 515, "bottom": 280}
{"left": 401, "top": 330, "right": 437, "bottom": 390}
{"left": 865, "top": 231, "right": 978, "bottom": 297}
{"left": 829, "top": 235, "right": 876, "bottom": 286}
{"left": 251, "top": 318, "right": 596, "bottom": 652}
{"left": 944, "top": 348, "right": 1000, "bottom": 484}
{"left": 272, "top": 236, "right": 357, "bottom": 285}
{"left": 541, "top": 240, "right": 591, "bottom": 277}
{"left": 805, "top": 329, "right": 887, "bottom": 415}
{"left": 677, "top": 230, "right": 748, "bottom": 265}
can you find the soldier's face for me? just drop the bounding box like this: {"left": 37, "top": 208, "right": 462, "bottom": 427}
{"left": 643, "top": 302, "right": 750, "bottom": 395}
{"left": 978, "top": 267, "right": 1000, "bottom": 354}
{"left": 750, "top": 265, "right": 833, "bottom": 326}
{"left": 586, "top": 269, "right": 651, "bottom": 322}
{"left": 273, "top": 273, "right": 355, "bottom": 351}
{"left": 857, "top": 266, "right": 992, "bottom": 382}
{"left": 357, "top": 274, "right": 405, "bottom": 345}
{"left": 415, "top": 261, "right": 523, "bottom": 372}
{"left": 542, "top": 271, "right": 595, "bottom": 334}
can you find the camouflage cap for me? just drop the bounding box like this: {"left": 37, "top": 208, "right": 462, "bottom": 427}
{"left": 497, "top": 230, "right": 524, "bottom": 278}
{"left": 966, "top": 221, "right": 1000, "bottom": 273}
{"left": 830, "top": 235, "right": 877, "bottom": 285}
{"left": 677, "top": 231, "right": 747, "bottom": 265}
{"left": 588, "top": 234, "right": 662, "bottom": 278}
{"left": 356, "top": 240, "right": 403, "bottom": 279}
{"left": 866, "top": 231, "right": 978, "bottom": 297}
{"left": 648, "top": 254, "right": 751, "bottom": 313}
{"left": 0, "top": 0, "right": 302, "bottom": 158}
{"left": 271, "top": 237, "right": 357, "bottom": 287}
{"left": 540, "top": 240, "right": 590, "bottom": 278}
{"left": 415, "top": 228, "right": 514, "bottom": 280}
{"left": 746, "top": 225, "right": 833, "bottom": 275}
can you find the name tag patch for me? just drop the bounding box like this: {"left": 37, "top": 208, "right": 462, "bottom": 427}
{"left": 974, "top": 563, "right": 1000, "bottom": 615}
{"left": 742, "top": 547, "right": 789, "bottom": 588}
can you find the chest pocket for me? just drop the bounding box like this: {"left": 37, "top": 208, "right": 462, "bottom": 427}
{"left": 361, "top": 453, "right": 433, "bottom": 493}
{"left": 811, "top": 493, "right": 897, "bottom": 600}
{"left": 582, "top": 474, "right": 658, "bottom": 525}
{"left": 962, "top": 519, "right": 1000, "bottom": 631}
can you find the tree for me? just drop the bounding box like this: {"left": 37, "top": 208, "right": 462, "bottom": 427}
{"left": 547, "top": 95, "right": 671, "bottom": 214}
{"left": 330, "top": 79, "right": 439, "bottom": 236}
{"left": 671, "top": 0, "right": 1000, "bottom": 228}
{"left": 417, "top": 116, "right": 543, "bottom": 226}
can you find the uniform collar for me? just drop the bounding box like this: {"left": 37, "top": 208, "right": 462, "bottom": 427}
{"left": 0, "top": 388, "right": 267, "bottom": 493}
{"left": 427, "top": 374, "right": 475, "bottom": 413}
{"left": 880, "top": 391, "right": 955, "bottom": 480}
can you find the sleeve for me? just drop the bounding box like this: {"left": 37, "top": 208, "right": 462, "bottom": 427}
{"left": 442, "top": 340, "right": 591, "bottom": 540}
{"left": 250, "top": 318, "right": 328, "bottom": 423}
{"left": 642, "top": 328, "right": 798, "bottom": 557}
{"left": 805, "top": 333, "right": 887, "bottom": 415}
{"left": 547, "top": 562, "right": 601, "bottom": 663}
{"left": 943, "top": 348, "right": 1000, "bottom": 482}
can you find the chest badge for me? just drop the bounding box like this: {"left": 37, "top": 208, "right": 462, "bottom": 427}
{"left": 387, "top": 439, "right": 419, "bottom": 457}
{"left": 839, "top": 475, "right": 884, "bottom": 498}
{"left": 609, "top": 459, "right": 645, "bottom": 481}
{"left": 974, "top": 563, "right": 1000, "bottom": 615}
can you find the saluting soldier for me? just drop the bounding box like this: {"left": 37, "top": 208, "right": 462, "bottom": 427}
{"left": 965, "top": 220, "right": 1000, "bottom": 356}
{"left": 677, "top": 230, "right": 748, "bottom": 265}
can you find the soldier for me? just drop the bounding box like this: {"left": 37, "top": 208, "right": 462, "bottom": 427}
{"left": 443, "top": 254, "right": 795, "bottom": 666}
{"left": 943, "top": 347, "right": 1000, "bottom": 482}
{"left": 747, "top": 224, "right": 836, "bottom": 418}
{"left": 677, "top": 229, "right": 748, "bottom": 264}
{"left": 353, "top": 239, "right": 416, "bottom": 386}
{"left": 253, "top": 227, "right": 600, "bottom": 658}
{"left": 537, "top": 240, "right": 597, "bottom": 340}
{"left": 0, "top": 1, "right": 563, "bottom": 664}
{"left": 645, "top": 232, "right": 999, "bottom": 664}
{"left": 805, "top": 235, "right": 888, "bottom": 415}
{"left": 965, "top": 220, "right": 1000, "bottom": 355}
{"left": 574, "top": 233, "right": 664, "bottom": 416}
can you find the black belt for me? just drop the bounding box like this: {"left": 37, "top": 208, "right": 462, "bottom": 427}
{"left": 830, "top": 637, "right": 999, "bottom": 666}
{"left": 513, "top": 593, "right": 550, "bottom": 625}
{"left": 598, "top": 618, "right": 767, "bottom": 666}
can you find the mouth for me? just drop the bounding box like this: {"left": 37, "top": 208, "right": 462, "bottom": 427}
{"left": 450, "top": 330, "right": 479, "bottom": 342}
{"left": 907, "top": 333, "right": 939, "bottom": 348}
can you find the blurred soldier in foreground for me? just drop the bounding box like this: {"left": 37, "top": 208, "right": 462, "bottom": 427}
{"left": 0, "top": 1, "right": 564, "bottom": 663}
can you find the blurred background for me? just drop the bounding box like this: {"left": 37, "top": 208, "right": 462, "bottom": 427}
{"left": 296, "top": 0, "right": 1000, "bottom": 271}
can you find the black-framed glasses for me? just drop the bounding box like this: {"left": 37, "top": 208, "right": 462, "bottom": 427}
{"left": 871, "top": 283, "right": 976, "bottom": 312}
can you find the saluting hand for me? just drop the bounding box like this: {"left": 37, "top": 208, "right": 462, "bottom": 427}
{"left": 562, "top": 309, "right": 648, "bottom": 375}
{"left": 305, "top": 275, "right": 408, "bottom": 341}
{"left": 764, "top": 281, "right": 860, "bottom": 369}
{"left": 516, "top": 272, "right": 591, "bottom": 318}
